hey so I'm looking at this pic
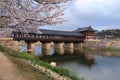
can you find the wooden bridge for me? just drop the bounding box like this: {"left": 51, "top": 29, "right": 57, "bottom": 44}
{"left": 12, "top": 27, "right": 95, "bottom": 53}
{"left": 12, "top": 29, "right": 84, "bottom": 42}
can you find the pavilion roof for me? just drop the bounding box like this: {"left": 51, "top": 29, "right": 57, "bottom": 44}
{"left": 74, "top": 26, "right": 95, "bottom": 32}
{"left": 40, "top": 29, "right": 84, "bottom": 37}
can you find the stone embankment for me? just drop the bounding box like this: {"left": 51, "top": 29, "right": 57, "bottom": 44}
{"left": 25, "top": 60, "right": 70, "bottom": 80}
{"left": 83, "top": 39, "right": 120, "bottom": 50}
{"left": 0, "top": 38, "right": 71, "bottom": 80}
{"left": 0, "top": 38, "right": 24, "bottom": 51}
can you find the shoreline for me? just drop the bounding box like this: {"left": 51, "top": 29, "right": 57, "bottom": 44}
{"left": 0, "top": 52, "right": 53, "bottom": 80}
{"left": 0, "top": 45, "right": 83, "bottom": 80}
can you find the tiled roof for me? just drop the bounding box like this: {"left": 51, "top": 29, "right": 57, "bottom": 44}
{"left": 40, "top": 29, "right": 84, "bottom": 37}
{"left": 74, "top": 26, "right": 95, "bottom": 32}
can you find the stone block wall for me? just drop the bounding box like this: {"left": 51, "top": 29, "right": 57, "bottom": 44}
{"left": 0, "top": 38, "right": 23, "bottom": 51}
{"left": 83, "top": 39, "right": 120, "bottom": 50}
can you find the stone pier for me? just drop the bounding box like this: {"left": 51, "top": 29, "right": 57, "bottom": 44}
{"left": 64, "top": 48, "right": 74, "bottom": 54}
{"left": 42, "top": 48, "right": 51, "bottom": 55}
{"left": 54, "top": 48, "right": 64, "bottom": 55}
{"left": 74, "top": 43, "right": 83, "bottom": 53}
{"left": 74, "top": 43, "right": 83, "bottom": 49}
{"left": 74, "top": 48, "right": 83, "bottom": 54}
{"left": 27, "top": 42, "right": 35, "bottom": 53}
{"left": 64, "top": 43, "right": 74, "bottom": 54}
{"left": 42, "top": 42, "right": 51, "bottom": 55}
{"left": 54, "top": 42, "right": 63, "bottom": 49}
{"left": 42, "top": 43, "right": 51, "bottom": 50}
{"left": 54, "top": 42, "right": 64, "bottom": 54}
{"left": 64, "top": 43, "right": 74, "bottom": 49}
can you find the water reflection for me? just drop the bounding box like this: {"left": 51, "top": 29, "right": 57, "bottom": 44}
{"left": 22, "top": 44, "right": 95, "bottom": 67}
{"left": 84, "top": 49, "right": 120, "bottom": 57}
{"left": 74, "top": 48, "right": 83, "bottom": 54}
{"left": 22, "top": 44, "right": 120, "bottom": 57}
{"left": 64, "top": 48, "right": 74, "bottom": 54}
{"left": 22, "top": 44, "right": 120, "bottom": 80}
{"left": 54, "top": 48, "right": 64, "bottom": 55}
{"left": 42, "top": 48, "right": 51, "bottom": 56}
{"left": 39, "top": 51, "right": 94, "bottom": 68}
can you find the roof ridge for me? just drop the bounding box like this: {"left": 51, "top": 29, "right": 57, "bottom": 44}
{"left": 40, "top": 29, "right": 72, "bottom": 32}
{"left": 78, "top": 26, "right": 91, "bottom": 29}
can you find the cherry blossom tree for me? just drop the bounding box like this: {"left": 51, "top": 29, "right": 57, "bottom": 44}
{"left": 0, "top": 0, "right": 70, "bottom": 36}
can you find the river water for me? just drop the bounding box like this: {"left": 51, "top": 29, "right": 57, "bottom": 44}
{"left": 22, "top": 44, "right": 120, "bottom": 80}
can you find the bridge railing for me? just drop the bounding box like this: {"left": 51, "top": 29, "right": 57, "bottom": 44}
{"left": 12, "top": 32, "right": 85, "bottom": 42}
{"left": 12, "top": 32, "right": 83, "bottom": 38}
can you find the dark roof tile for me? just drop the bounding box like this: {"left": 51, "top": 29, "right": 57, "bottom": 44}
{"left": 40, "top": 29, "right": 84, "bottom": 37}
{"left": 74, "top": 26, "right": 95, "bottom": 32}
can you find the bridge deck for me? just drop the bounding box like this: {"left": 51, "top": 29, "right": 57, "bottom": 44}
{"left": 12, "top": 29, "right": 85, "bottom": 43}
{"left": 13, "top": 37, "right": 84, "bottom": 43}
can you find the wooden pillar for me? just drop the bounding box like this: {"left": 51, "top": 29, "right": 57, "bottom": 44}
{"left": 27, "top": 42, "right": 35, "bottom": 53}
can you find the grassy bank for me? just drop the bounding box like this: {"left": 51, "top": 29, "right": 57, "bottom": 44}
{"left": 0, "top": 45, "right": 84, "bottom": 80}
{"left": 106, "top": 47, "right": 120, "bottom": 52}
{"left": 10, "top": 56, "right": 53, "bottom": 80}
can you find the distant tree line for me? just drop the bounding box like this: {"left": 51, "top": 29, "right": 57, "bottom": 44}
{"left": 96, "top": 29, "right": 120, "bottom": 38}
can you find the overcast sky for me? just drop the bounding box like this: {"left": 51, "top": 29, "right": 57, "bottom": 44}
{"left": 41, "top": 0, "right": 120, "bottom": 31}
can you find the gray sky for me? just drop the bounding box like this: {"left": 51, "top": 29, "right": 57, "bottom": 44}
{"left": 41, "top": 0, "right": 120, "bottom": 31}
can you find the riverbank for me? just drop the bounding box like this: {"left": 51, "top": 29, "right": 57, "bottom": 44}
{"left": 83, "top": 39, "right": 120, "bottom": 51}
{"left": 0, "top": 52, "right": 52, "bottom": 80}
{"left": 0, "top": 45, "right": 83, "bottom": 80}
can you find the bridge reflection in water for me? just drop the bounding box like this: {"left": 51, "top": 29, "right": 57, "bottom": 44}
{"left": 22, "top": 44, "right": 95, "bottom": 67}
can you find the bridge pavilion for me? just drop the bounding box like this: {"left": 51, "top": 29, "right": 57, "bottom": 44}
{"left": 73, "top": 26, "right": 95, "bottom": 40}
{"left": 12, "top": 26, "right": 95, "bottom": 53}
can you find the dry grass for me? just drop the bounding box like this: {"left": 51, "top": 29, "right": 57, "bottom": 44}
{"left": 8, "top": 56, "right": 53, "bottom": 80}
